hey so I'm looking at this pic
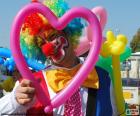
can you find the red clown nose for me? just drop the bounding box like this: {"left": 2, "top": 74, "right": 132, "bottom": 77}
{"left": 41, "top": 43, "right": 55, "bottom": 57}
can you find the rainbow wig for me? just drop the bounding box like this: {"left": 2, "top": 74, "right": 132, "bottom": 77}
{"left": 20, "top": 0, "right": 85, "bottom": 63}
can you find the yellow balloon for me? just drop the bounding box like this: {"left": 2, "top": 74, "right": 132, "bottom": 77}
{"left": 117, "top": 35, "right": 128, "bottom": 45}
{"left": 101, "top": 31, "right": 127, "bottom": 115}
{"left": 100, "top": 42, "right": 111, "bottom": 57}
{"left": 112, "top": 56, "right": 126, "bottom": 116}
{"left": 101, "top": 31, "right": 128, "bottom": 57}
{"left": 106, "top": 31, "right": 116, "bottom": 43}
{"left": 111, "top": 41, "right": 125, "bottom": 55}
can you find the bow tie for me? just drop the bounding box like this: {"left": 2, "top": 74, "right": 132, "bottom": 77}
{"left": 45, "top": 64, "right": 99, "bottom": 92}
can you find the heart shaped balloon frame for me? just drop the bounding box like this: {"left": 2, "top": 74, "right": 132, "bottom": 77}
{"left": 10, "top": 2, "right": 102, "bottom": 113}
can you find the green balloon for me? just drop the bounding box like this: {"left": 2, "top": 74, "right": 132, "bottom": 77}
{"left": 120, "top": 47, "right": 132, "bottom": 62}
{"left": 96, "top": 47, "right": 132, "bottom": 87}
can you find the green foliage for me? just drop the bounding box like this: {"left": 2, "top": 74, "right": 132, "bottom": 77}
{"left": 130, "top": 28, "right": 140, "bottom": 52}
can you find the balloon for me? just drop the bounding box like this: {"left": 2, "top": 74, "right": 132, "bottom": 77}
{"left": 120, "top": 47, "right": 132, "bottom": 62}
{"left": 99, "top": 31, "right": 128, "bottom": 115}
{"left": 74, "top": 27, "right": 91, "bottom": 56}
{"left": 0, "top": 48, "right": 15, "bottom": 72}
{"left": 0, "top": 58, "right": 4, "bottom": 64}
{"left": 100, "top": 31, "right": 128, "bottom": 57}
{"left": 87, "top": 6, "right": 107, "bottom": 41}
{"left": 97, "top": 47, "right": 131, "bottom": 67}
{"left": 96, "top": 47, "right": 131, "bottom": 100}
{"left": 10, "top": 2, "right": 102, "bottom": 112}
{"left": 75, "top": 6, "right": 107, "bottom": 56}
{"left": 112, "top": 56, "right": 126, "bottom": 115}
{"left": 96, "top": 56, "right": 114, "bottom": 83}
{"left": 0, "top": 48, "right": 11, "bottom": 58}
{"left": 92, "top": 6, "right": 107, "bottom": 31}
{"left": 0, "top": 48, "right": 46, "bottom": 72}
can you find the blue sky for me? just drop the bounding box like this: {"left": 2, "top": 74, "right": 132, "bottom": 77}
{"left": 0, "top": 0, "right": 140, "bottom": 48}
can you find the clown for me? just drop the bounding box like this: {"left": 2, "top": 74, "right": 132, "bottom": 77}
{"left": 21, "top": 0, "right": 116, "bottom": 115}
{"left": 0, "top": 0, "right": 123, "bottom": 116}
{"left": 21, "top": 13, "right": 113, "bottom": 115}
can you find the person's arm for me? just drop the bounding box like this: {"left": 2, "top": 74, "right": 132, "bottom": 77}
{"left": 0, "top": 80, "right": 36, "bottom": 115}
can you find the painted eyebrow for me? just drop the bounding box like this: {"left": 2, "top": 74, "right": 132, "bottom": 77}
{"left": 48, "top": 34, "right": 63, "bottom": 41}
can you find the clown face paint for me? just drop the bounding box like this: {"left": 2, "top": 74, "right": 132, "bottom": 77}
{"left": 41, "top": 35, "right": 68, "bottom": 63}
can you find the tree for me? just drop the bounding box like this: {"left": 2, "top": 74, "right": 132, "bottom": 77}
{"left": 130, "top": 28, "right": 140, "bottom": 53}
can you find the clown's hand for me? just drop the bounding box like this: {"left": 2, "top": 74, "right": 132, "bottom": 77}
{"left": 100, "top": 31, "right": 127, "bottom": 57}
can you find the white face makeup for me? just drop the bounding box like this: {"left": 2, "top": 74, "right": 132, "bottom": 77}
{"left": 51, "top": 36, "right": 69, "bottom": 63}
{"left": 41, "top": 35, "right": 69, "bottom": 63}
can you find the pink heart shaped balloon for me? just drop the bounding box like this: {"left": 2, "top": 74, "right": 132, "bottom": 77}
{"left": 10, "top": 2, "right": 102, "bottom": 112}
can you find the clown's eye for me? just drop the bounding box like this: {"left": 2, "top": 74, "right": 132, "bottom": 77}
{"left": 48, "top": 33, "right": 57, "bottom": 41}
{"left": 51, "top": 39, "right": 59, "bottom": 45}
{"left": 55, "top": 40, "right": 59, "bottom": 45}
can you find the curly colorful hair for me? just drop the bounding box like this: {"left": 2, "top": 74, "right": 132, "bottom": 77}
{"left": 20, "top": 0, "right": 85, "bottom": 63}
